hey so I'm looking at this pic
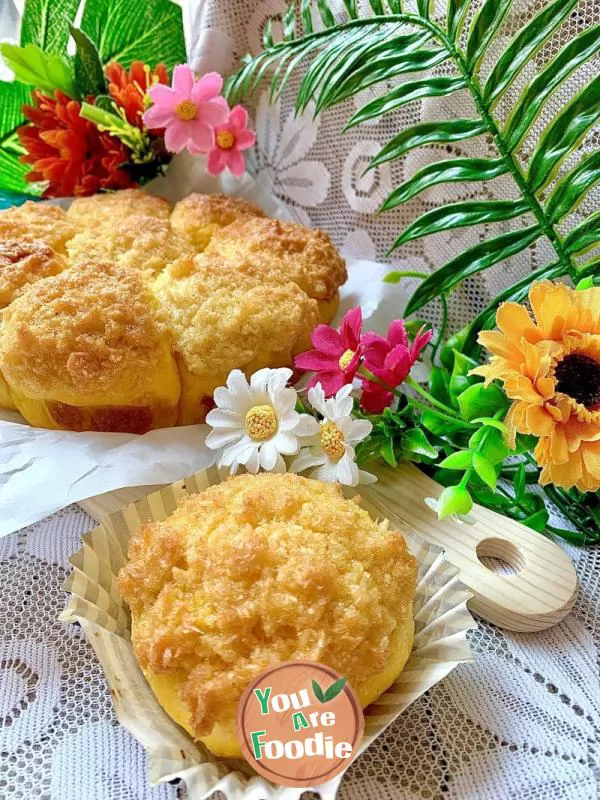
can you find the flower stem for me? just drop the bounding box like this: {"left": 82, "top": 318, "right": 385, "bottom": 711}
{"left": 405, "top": 376, "right": 458, "bottom": 416}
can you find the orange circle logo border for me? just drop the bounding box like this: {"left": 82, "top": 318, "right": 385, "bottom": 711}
{"left": 236, "top": 660, "right": 365, "bottom": 788}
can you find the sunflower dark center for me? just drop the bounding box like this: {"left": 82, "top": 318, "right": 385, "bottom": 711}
{"left": 555, "top": 353, "right": 600, "bottom": 408}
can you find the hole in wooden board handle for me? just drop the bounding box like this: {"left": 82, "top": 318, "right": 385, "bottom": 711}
{"left": 476, "top": 537, "right": 526, "bottom": 574}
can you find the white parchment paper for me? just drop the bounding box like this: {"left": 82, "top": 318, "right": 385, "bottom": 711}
{"left": 0, "top": 157, "right": 411, "bottom": 536}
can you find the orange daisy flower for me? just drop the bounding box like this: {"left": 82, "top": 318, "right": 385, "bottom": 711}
{"left": 105, "top": 60, "right": 169, "bottom": 131}
{"left": 472, "top": 281, "right": 600, "bottom": 492}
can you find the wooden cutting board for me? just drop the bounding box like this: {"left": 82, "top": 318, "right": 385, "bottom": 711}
{"left": 79, "top": 462, "right": 578, "bottom": 633}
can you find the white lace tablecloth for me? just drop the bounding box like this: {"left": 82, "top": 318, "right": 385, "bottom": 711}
{"left": 1, "top": 0, "right": 600, "bottom": 797}
{"left": 1, "top": 506, "right": 599, "bottom": 799}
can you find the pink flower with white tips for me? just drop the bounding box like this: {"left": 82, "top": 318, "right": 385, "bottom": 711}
{"left": 142, "top": 65, "right": 228, "bottom": 153}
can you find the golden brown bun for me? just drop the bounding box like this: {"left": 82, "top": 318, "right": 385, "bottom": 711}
{"left": 207, "top": 216, "right": 347, "bottom": 304}
{"left": 67, "top": 215, "right": 194, "bottom": 277}
{"left": 0, "top": 201, "right": 76, "bottom": 254}
{"left": 67, "top": 189, "right": 172, "bottom": 226}
{"left": 0, "top": 261, "right": 180, "bottom": 431}
{"left": 0, "top": 239, "right": 66, "bottom": 309}
{"left": 170, "top": 192, "right": 265, "bottom": 250}
{"left": 154, "top": 255, "right": 319, "bottom": 424}
{"left": 119, "top": 473, "right": 417, "bottom": 756}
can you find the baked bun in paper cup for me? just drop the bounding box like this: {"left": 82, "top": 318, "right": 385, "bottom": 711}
{"left": 60, "top": 466, "right": 475, "bottom": 799}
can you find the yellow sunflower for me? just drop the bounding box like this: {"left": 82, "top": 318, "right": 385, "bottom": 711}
{"left": 472, "top": 281, "right": 600, "bottom": 492}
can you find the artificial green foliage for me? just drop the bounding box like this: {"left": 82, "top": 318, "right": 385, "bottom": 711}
{"left": 79, "top": 0, "right": 186, "bottom": 69}
{"left": 228, "top": 0, "right": 600, "bottom": 332}
{"left": 20, "top": 0, "right": 80, "bottom": 54}
{"left": 70, "top": 26, "right": 106, "bottom": 98}
{"left": 0, "top": 82, "right": 32, "bottom": 194}
{"left": 0, "top": 43, "right": 77, "bottom": 98}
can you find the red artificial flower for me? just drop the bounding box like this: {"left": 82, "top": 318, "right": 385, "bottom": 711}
{"left": 360, "top": 321, "right": 432, "bottom": 413}
{"left": 295, "top": 307, "right": 363, "bottom": 396}
{"left": 105, "top": 60, "right": 169, "bottom": 131}
{"left": 19, "top": 91, "right": 136, "bottom": 198}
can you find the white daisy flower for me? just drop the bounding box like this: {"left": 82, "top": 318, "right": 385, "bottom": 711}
{"left": 290, "top": 383, "right": 377, "bottom": 487}
{"left": 205, "top": 368, "right": 319, "bottom": 474}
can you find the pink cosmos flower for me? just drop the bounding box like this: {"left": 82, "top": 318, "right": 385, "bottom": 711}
{"left": 205, "top": 105, "right": 256, "bottom": 178}
{"left": 360, "top": 321, "right": 432, "bottom": 413}
{"left": 142, "top": 65, "right": 228, "bottom": 154}
{"left": 295, "top": 307, "right": 363, "bottom": 396}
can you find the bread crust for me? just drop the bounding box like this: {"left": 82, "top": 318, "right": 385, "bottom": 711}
{"left": 0, "top": 201, "right": 76, "bottom": 254}
{"left": 207, "top": 216, "right": 347, "bottom": 301}
{"left": 170, "top": 192, "right": 265, "bottom": 250}
{"left": 0, "top": 239, "right": 65, "bottom": 308}
{"left": 119, "top": 473, "right": 417, "bottom": 746}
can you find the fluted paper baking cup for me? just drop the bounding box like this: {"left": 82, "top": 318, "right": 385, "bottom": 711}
{"left": 60, "top": 467, "right": 475, "bottom": 799}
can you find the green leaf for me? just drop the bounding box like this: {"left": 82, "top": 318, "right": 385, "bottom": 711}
{"left": 323, "top": 677, "right": 347, "bottom": 702}
{"left": 439, "top": 451, "right": 473, "bottom": 470}
{"left": 482, "top": 0, "right": 578, "bottom": 107}
{"left": 324, "top": 47, "right": 449, "bottom": 112}
{"left": 298, "top": 28, "right": 365, "bottom": 112}
{"left": 421, "top": 409, "right": 469, "bottom": 437}
{"left": 369, "top": 119, "right": 487, "bottom": 171}
{"left": 389, "top": 199, "right": 529, "bottom": 251}
{"left": 20, "top": 0, "right": 79, "bottom": 54}
{"left": 381, "top": 158, "right": 508, "bottom": 212}
{"left": 457, "top": 382, "right": 508, "bottom": 422}
{"left": 282, "top": 4, "right": 296, "bottom": 40}
{"left": 563, "top": 209, "right": 600, "bottom": 256}
{"left": 313, "top": 27, "right": 397, "bottom": 111}
{"left": 317, "top": 0, "right": 336, "bottom": 27}
{"left": 70, "top": 26, "right": 106, "bottom": 98}
{"left": 523, "top": 509, "right": 549, "bottom": 533}
{"left": 465, "top": 0, "right": 512, "bottom": 70}
{"left": 546, "top": 152, "right": 600, "bottom": 223}
{"left": 0, "top": 43, "right": 76, "bottom": 98}
{"left": 80, "top": 0, "right": 186, "bottom": 69}
{"left": 429, "top": 366, "right": 452, "bottom": 406}
{"left": 346, "top": 76, "right": 466, "bottom": 129}
{"left": 301, "top": 0, "right": 314, "bottom": 33}
{"left": 449, "top": 351, "right": 478, "bottom": 404}
{"left": 447, "top": 0, "right": 470, "bottom": 42}
{"left": 312, "top": 679, "right": 325, "bottom": 703}
{"left": 471, "top": 417, "right": 509, "bottom": 434}
{"left": 0, "top": 81, "right": 34, "bottom": 195}
{"left": 513, "top": 464, "right": 526, "bottom": 500}
{"left": 469, "top": 427, "right": 509, "bottom": 465}
{"left": 401, "top": 428, "right": 437, "bottom": 459}
{"left": 369, "top": 0, "right": 385, "bottom": 13}
{"left": 417, "top": 0, "right": 431, "bottom": 18}
{"left": 405, "top": 225, "right": 542, "bottom": 315}
{"left": 505, "top": 24, "right": 600, "bottom": 151}
{"left": 381, "top": 437, "right": 397, "bottom": 467}
{"left": 342, "top": 0, "right": 358, "bottom": 18}
{"left": 472, "top": 452, "right": 497, "bottom": 489}
{"left": 437, "top": 485, "right": 474, "bottom": 518}
{"left": 528, "top": 74, "right": 600, "bottom": 193}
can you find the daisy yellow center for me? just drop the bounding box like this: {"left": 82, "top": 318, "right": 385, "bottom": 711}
{"left": 174, "top": 100, "right": 197, "bottom": 121}
{"left": 320, "top": 422, "right": 345, "bottom": 460}
{"left": 245, "top": 405, "right": 277, "bottom": 441}
{"left": 555, "top": 352, "right": 600, "bottom": 408}
{"left": 339, "top": 349, "right": 355, "bottom": 370}
{"left": 216, "top": 129, "right": 235, "bottom": 150}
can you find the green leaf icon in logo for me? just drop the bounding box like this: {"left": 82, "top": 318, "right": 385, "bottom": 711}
{"left": 312, "top": 677, "right": 347, "bottom": 703}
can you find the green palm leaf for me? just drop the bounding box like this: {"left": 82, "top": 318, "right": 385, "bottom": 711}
{"left": 528, "top": 74, "right": 600, "bottom": 193}
{"left": 369, "top": 119, "right": 487, "bottom": 169}
{"left": 405, "top": 226, "right": 543, "bottom": 315}
{"left": 389, "top": 199, "right": 530, "bottom": 251}
{"left": 380, "top": 158, "right": 508, "bottom": 211}
{"left": 546, "top": 152, "right": 600, "bottom": 223}
{"left": 505, "top": 23, "right": 600, "bottom": 151}
{"left": 229, "top": 0, "right": 600, "bottom": 327}
{"left": 563, "top": 211, "right": 600, "bottom": 256}
{"left": 482, "top": 0, "right": 578, "bottom": 107}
